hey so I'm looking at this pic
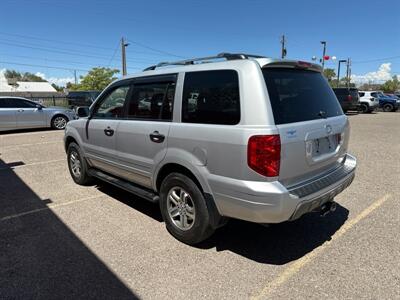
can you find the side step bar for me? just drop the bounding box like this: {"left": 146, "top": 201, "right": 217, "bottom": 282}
{"left": 88, "top": 168, "right": 159, "bottom": 203}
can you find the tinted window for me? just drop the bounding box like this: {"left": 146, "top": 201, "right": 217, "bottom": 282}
{"left": 0, "top": 99, "right": 12, "bottom": 108}
{"left": 93, "top": 86, "right": 129, "bottom": 118}
{"left": 263, "top": 68, "right": 343, "bottom": 125}
{"left": 126, "top": 82, "right": 175, "bottom": 120}
{"left": 182, "top": 70, "right": 240, "bottom": 125}
{"left": 359, "top": 92, "right": 365, "bottom": 97}
{"left": 8, "top": 98, "right": 37, "bottom": 108}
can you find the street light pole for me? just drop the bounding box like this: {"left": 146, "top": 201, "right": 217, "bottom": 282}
{"left": 320, "top": 41, "right": 327, "bottom": 70}
{"left": 337, "top": 59, "right": 347, "bottom": 88}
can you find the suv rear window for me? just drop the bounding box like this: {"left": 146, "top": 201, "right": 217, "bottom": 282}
{"left": 182, "top": 70, "right": 240, "bottom": 125}
{"left": 263, "top": 68, "right": 343, "bottom": 125}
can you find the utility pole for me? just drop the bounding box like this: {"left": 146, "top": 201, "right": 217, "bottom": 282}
{"left": 74, "top": 70, "right": 77, "bottom": 85}
{"left": 337, "top": 59, "right": 347, "bottom": 88}
{"left": 121, "top": 37, "right": 129, "bottom": 76}
{"left": 320, "top": 41, "right": 327, "bottom": 70}
{"left": 280, "top": 35, "right": 287, "bottom": 59}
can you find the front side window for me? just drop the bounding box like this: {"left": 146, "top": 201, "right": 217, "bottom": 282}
{"left": 9, "top": 99, "right": 37, "bottom": 108}
{"left": 182, "top": 70, "right": 240, "bottom": 125}
{"left": 126, "top": 82, "right": 175, "bottom": 120}
{"left": 93, "top": 86, "right": 129, "bottom": 118}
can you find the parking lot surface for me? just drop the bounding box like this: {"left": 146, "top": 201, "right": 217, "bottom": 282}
{"left": 0, "top": 112, "right": 399, "bottom": 299}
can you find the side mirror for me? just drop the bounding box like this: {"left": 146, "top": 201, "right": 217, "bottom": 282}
{"left": 36, "top": 104, "right": 43, "bottom": 110}
{"left": 76, "top": 106, "right": 90, "bottom": 118}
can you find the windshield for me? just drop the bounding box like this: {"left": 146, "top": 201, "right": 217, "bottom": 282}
{"left": 262, "top": 68, "right": 343, "bottom": 125}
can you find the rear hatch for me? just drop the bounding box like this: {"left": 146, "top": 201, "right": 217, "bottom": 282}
{"left": 262, "top": 65, "right": 349, "bottom": 186}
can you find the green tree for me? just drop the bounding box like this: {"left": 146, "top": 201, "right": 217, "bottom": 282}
{"left": 4, "top": 69, "right": 46, "bottom": 82}
{"left": 323, "top": 68, "right": 336, "bottom": 82}
{"left": 51, "top": 83, "right": 64, "bottom": 92}
{"left": 381, "top": 76, "right": 400, "bottom": 93}
{"left": 70, "top": 67, "right": 119, "bottom": 91}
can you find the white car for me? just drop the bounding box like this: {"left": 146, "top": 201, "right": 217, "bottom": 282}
{"left": 358, "top": 91, "right": 380, "bottom": 113}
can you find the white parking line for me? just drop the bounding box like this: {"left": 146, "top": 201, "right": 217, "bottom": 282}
{"left": 0, "top": 159, "right": 65, "bottom": 170}
{"left": 251, "top": 193, "right": 391, "bottom": 300}
{"left": 0, "top": 130, "right": 57, "bottom": 137}
{"left": 0, "top": 194, "right": 103, "bottom": 222}
{"left": 1, "top": 140, "right": 62, "bottom": 150}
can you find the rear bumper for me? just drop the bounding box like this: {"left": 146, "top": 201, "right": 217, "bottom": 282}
{"left": 209, "top": 154, "right": 357, "bottom": 223}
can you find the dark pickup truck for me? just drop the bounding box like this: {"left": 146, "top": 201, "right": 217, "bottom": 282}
{"left": 67, "top": 91, "right": 100, "bottom": 108}
{"left": 332, "top": 88, "right": 360, "bottom": 113}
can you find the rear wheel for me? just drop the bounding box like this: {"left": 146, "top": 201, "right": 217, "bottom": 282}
{"left": 67, "top": 142, "right": 94, "bottom": 185}
{"left": 51, "top": 115, "right": 68, "bottom": 130}
{"left": 360, "top": 103, "right": 369, "bottom": 113}
{"left": 160, "top": 173, "right": 215, "bottom": 245}
{"left": 383, "top": 103, "right": 394, "bottom": 112}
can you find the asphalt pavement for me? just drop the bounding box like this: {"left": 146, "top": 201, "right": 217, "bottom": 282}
{"left": 0, "top": 112, "right": 399, "bottom": 299}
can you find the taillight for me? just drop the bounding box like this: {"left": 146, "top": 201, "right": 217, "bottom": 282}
{"left": 248, "top": 135, "right": 281, "bottom": 177}
{"left": 347, "top": 95, "right": 352, "bottom": 101}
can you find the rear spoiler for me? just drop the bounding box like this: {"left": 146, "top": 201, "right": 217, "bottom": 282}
{"left": 262, "top": 60, "right": 322, "bottom": 73}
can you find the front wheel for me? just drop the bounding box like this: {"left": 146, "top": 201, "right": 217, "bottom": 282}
{"left": 383, "top": 103, "right": 394, "bottom": 112}
{"left": 159, "top": 173, "right": 215, "bottom": 245}
{"left": 51, "top": 115, "right": 68, "bottom": 130}
{"left": 67, "top": 142, "right": 94, "bottom": 185}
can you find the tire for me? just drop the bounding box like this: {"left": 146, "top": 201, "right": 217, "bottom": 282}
{"left": 360, "top": 103, "right": 369, "bottom": 113}
{"left": 159, "top": 173, "right": 215, "bottom": 245}
{"left": 383, "top": 103, "right": 394, "bottom": 112}
{"left": 67, "top": 142, "right": 94, "bottom": 185}
{"left": 51, "top": 115, "right": 68, "bottom": 130}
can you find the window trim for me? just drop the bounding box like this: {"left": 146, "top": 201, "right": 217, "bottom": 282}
{"left": 90, "top": 82, "right": 132, "bottom": 120}
{"left": 122, "top": 75, "right": 177, "bottom": 122}
{"left": 181, "top": 69, "right": 241, "bottom": 125}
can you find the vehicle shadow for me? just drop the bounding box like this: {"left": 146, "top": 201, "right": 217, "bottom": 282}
{"left": 96, "top": 182, "right": 163, "bottom": 222}
{"left": 0, "top": 159, "right": 138, "bottom": 299}
{"left": 95, "top": 180, "right": 349, "bottom": 265}
{"left": 197, "top": 204, "right": 349, "bottom": 265}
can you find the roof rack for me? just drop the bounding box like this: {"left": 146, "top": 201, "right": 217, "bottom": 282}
{"left": 143, "top": 52, "right": 266, "bottom": 71}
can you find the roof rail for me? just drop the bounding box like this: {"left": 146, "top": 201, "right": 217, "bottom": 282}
{"left": 143, "top": 52, "right": 266, "bottom": 71}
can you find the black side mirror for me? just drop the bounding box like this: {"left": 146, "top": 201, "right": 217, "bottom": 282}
{"left": 35, "top": 104, "right": 43, "bottom": 110}
{"left": 76, "top": 106, "right": 90, "bottom": 118}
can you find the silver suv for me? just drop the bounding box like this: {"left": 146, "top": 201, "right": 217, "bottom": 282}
{"left": 64, "top": 53, "right": 357, "bottom": 244}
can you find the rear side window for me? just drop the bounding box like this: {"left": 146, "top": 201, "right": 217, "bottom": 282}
{"left": 359, "top": 92, "right": 365, "bottom": 97}
{"left": 263, "top": 68, "right": 343, "bottom": 125}
{"left": 126, "top": 82, "right": 175, "bottom": 120}
{"left": 182, "top": 70, "right": 240, "bottom": 125}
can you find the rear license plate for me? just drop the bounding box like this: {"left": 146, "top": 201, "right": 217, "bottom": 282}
{"left": 312, "top": 135, "right": 337, "bottom": 156}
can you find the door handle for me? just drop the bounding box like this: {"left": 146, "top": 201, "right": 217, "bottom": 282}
{"left": 104, "top": 127, "right": 114, "bottom": 137}
{"left": 17, "top": 109, "right": 24, "bottom": 112}
{"left": 149, "top": 131, "right": 165, "bottom": 143}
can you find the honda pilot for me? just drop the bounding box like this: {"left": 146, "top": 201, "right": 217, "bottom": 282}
{"left": 64, "top": 53, "right": 357, "bottom": 244}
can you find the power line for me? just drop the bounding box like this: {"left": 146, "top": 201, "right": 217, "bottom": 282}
{"left": 0, "top": 40, "right": 156, "bottom": 64}
{"left": 0, "top": 32, "right": 185, "bottom": 59}
{"left": 107, "top": 41, "right": 120, "bottom": 67}
{"left": 352, "top": 56, "right": 400, "bottom": 64}
{"left": 0, "top": 60, "right": 142, "bottom": 73}
{"left": 0, "top": 60, "right": 90, "bottom": 72}
{"left": 126, "top": 39, "right": 185, "bottom": 59}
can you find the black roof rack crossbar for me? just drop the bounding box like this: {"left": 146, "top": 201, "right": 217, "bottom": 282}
{"left": 143, "top": 52, "right": 266, "bottom": 71}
